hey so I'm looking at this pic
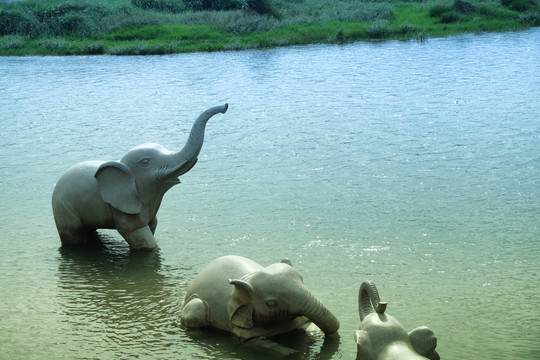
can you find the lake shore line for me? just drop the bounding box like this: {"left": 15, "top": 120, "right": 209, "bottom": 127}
{"left": 1, "top": 0, "right": 539, "bottom": 56}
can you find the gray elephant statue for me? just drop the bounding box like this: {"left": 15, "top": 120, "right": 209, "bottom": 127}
{"left": 355, "top": 280, "right": 440, "bottom": 360}
{"left": 52, "top": 104, "right": 228, "bottom": 250}
{"left": 180, "top": 255, "right": 340, "bottom": 341}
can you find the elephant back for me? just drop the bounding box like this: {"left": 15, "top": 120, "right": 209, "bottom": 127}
{"left": 184, "top": 255, "right": 263, "bottom": 301}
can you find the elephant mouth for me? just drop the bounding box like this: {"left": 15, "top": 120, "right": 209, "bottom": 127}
{"left": 254, "top": 311, "right": 299, "bottom": 326}
{"left": 165, "top": 177, "right": 181, "bottom": 184}
{"left": 157, "top": 164, "right": 185, "bottom": 184}
{"left": 158, "top": 159, "right": 198, "bottom": 184}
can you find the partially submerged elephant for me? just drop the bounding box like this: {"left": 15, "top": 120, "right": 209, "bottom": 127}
{"left": 355, "top": 280, "right": 440, "bottom": 360}
{"left": 52, "top": 104, "right": 228, "bottom": 250}
{"left": 180, "top": 255, "right": 340, "bottom": 340}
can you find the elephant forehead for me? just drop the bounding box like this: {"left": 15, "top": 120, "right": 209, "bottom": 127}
{"left": 360, "top": 313, "right": 410, "bottom": 342}
{"left": 123, "top": 143, "right": 173, "bottom": 158}
{"left": 252, "top": 264, "right": 303, "bottom": 285}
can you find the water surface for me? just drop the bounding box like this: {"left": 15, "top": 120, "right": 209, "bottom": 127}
{"left": 1, "top": 29, "right": 539, "bottom": 359}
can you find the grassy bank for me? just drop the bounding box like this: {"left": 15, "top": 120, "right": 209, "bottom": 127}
{"left": 1, "top": 0, "right": 539, "bottom": 55}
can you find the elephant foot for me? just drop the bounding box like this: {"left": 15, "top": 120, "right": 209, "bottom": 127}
{"left": 121, "top": 226, "right": 158, "bottom": 251}
{"left": 180, "top": 295, "right": 208, "bottom": 328}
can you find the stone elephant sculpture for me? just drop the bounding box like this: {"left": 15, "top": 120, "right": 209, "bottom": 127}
{"left": 52, "top": 104, "right": 228, "bottom": 250}
{"left": 355, "top": 280, "right": 440, "bottom": 360}
{"left": 180, "top": 255, "right": 340, "bottom": 340}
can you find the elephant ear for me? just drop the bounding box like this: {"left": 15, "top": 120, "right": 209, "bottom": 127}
{"left": 355, "top": 330, "right": 374, "bottom": 360}
{"left": 228, "top": 279, "right": 254, "bottom": 329}
{"left": 280, "top": 258, "right": 292, "bottom": 266}
{"left": 409, "top": 326, "right": 440, "bottom": 360}
{"left": 94, "top": 161, "right": 142, "bottom": 215}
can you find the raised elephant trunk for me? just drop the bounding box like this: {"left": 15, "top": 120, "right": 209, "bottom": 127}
{"left": 175, "top": 103, "right": 228, "bottom": 168}
{"left": 298, "top": 290, "right": 340, "bottom": 335}
{"left": 161, "top": 103, "right": 228, "bottom": 181}
{"left": 359, "top": 280, "right": 387, "bottom": 321}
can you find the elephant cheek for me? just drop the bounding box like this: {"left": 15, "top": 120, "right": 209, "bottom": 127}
{"left": 253, "top": 310, "right": 292, "bottom": 325}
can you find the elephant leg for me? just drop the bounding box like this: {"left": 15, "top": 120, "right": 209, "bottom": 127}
{"left": 53, "top": 203, "right": 86, "bottom": 245}
{"left": 54, "top": 212, "right": 95, "bottom": 246}
{"left": 57, "top": 226, "right": 90, "bottom": 245}
{"left": 180, "top": 294, "right": 209, "bottom": 328}
{"left": 149, "top": 216, "right": 158, "bottom": 235}
{"left": 119, "top": 225, "right": 157, "bottom": 250}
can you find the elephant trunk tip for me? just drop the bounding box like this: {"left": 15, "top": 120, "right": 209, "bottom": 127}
{"left": 376, "top": 302, "right": 387, "bottom": 314}
{"left": 221, "top": 103, "right": 229, "bottom": 113}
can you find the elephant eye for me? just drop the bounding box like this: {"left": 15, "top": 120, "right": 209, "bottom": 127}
{"left": 138, "top": 158, "right": 151, "bottom": 166}
{"left": 265, "top": 300, "right": 277, "bottom": 308}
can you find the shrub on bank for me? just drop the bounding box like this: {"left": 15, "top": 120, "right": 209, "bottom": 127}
{"left": 519, "top": 10, "right": 540, "bottom": 24}
{"left": 502, "top": 0, "right": 538, "bottom": 12}
{"left": 0, "top": 35, "right": 25, "bottom": 50}
{"left": 245, "top": 0, "right": 277, "bottom": 16}
{"left": 56, "top": 13, "right": 97, "bottom": 37}
{"left": 429, "top": 0, "right": 477, "bottom": 23}
{"left": 131, "top": 0, "right": 185, "bottom": 13}
{"left": 184, "top": 0, "right": 245, "bottom": 11}
{"left": 0, "top": 10, "right": 40, "bottom": 37}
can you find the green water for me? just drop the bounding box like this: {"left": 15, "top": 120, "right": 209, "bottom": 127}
{"left": 1, "top": 29, "right": 539, "bottom": 359}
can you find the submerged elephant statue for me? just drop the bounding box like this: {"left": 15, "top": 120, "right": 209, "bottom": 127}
{"left": 52, "top": 104, "right": 228, "bottom": 250}
{"left": 180, "top": 255, "right": 340, "bottom": 340}
{"left": 355, "top": 280, "right": 440, "bottom": 360}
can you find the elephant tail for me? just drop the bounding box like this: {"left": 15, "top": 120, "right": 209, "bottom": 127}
{"left": 358, "top": 280, "right": 387, "bottom": 321}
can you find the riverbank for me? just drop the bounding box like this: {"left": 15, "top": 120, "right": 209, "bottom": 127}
{"left": 1, "top": 0, "right": 539, "bottom": 55}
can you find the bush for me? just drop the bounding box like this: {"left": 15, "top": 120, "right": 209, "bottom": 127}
{"left": 502, "top": 0, "right": 538, "bottom": 12}
{"left": 429, "top": 4, "right": 452, "bottom": 18}
{"left": 223, "top": 12, "right": 278, "bottom": 33}
{"left": 366, "top": 22, "right": 388, "bottom": 39}
{"left": 440, "top": 11, "right": 461, "bottom": 23}
{"left": 35, "top": 4, "right": 95, "bottom": 22}
{"left": 184, "top": 0, "right": 245, "bottom": 11}
{"left": 0, "top": 35, "right": 25, "bottom": 49}
{"left": 0, "top": 10, "right": 40, "bottom": 37}
{"left": 519, "top": 11, "right": 540, "bottom": 24}
{"left": 131, "top": 0, "right": 185, "bottom": 13}
{"left": 57, "top": 13, "right": 96, "bottom": 37}
{"left": 429, "top": 1, "right": 475, "bottom": 24}
{"left": 82, "top": 42, "right": 105, "bottom": 54}
{"left": 39, "top": 37, "right": 72, "bottom": 52}
{"left": 245, "top": 0, "right": 276, "bottom": 16}
{"left": 453, "top": 0, "right": 476, "bottom": 14}
{"left": 398, "top": 22, "right": 416, "bottom": 35}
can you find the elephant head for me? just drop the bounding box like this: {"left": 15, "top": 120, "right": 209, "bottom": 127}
{"left": 355, "top": 280, "right": 439, "bottom": 360}
{"left": 94, "top": 104, "right": 228, "bottom": 215}
{"left": 227, "top": 260, "right": 340, "bottom": 337}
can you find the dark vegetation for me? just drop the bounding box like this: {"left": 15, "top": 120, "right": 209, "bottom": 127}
{"left": 0, "top": 0, "right": 538, "bottom": 55}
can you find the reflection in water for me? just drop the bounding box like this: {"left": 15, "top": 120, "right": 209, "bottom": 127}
{"left": 56, "top": 233, "right": 181, "bottom": 358}
{"left": 182, "top": 324, "right": 341, "bottom": 360}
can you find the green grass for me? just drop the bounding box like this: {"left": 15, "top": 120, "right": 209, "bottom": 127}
{"left": 1, "top": 0, "right": 539, "bottom": 55}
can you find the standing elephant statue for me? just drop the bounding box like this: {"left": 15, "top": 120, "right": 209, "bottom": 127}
{"left": 355, "top": 280, "right": 440, "bottom": 360}
{"left": 52, "top": 104, "right": 228, "bottom": 250}
{"left": 180, "top": 255, "right": 340, "bottom": 340}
